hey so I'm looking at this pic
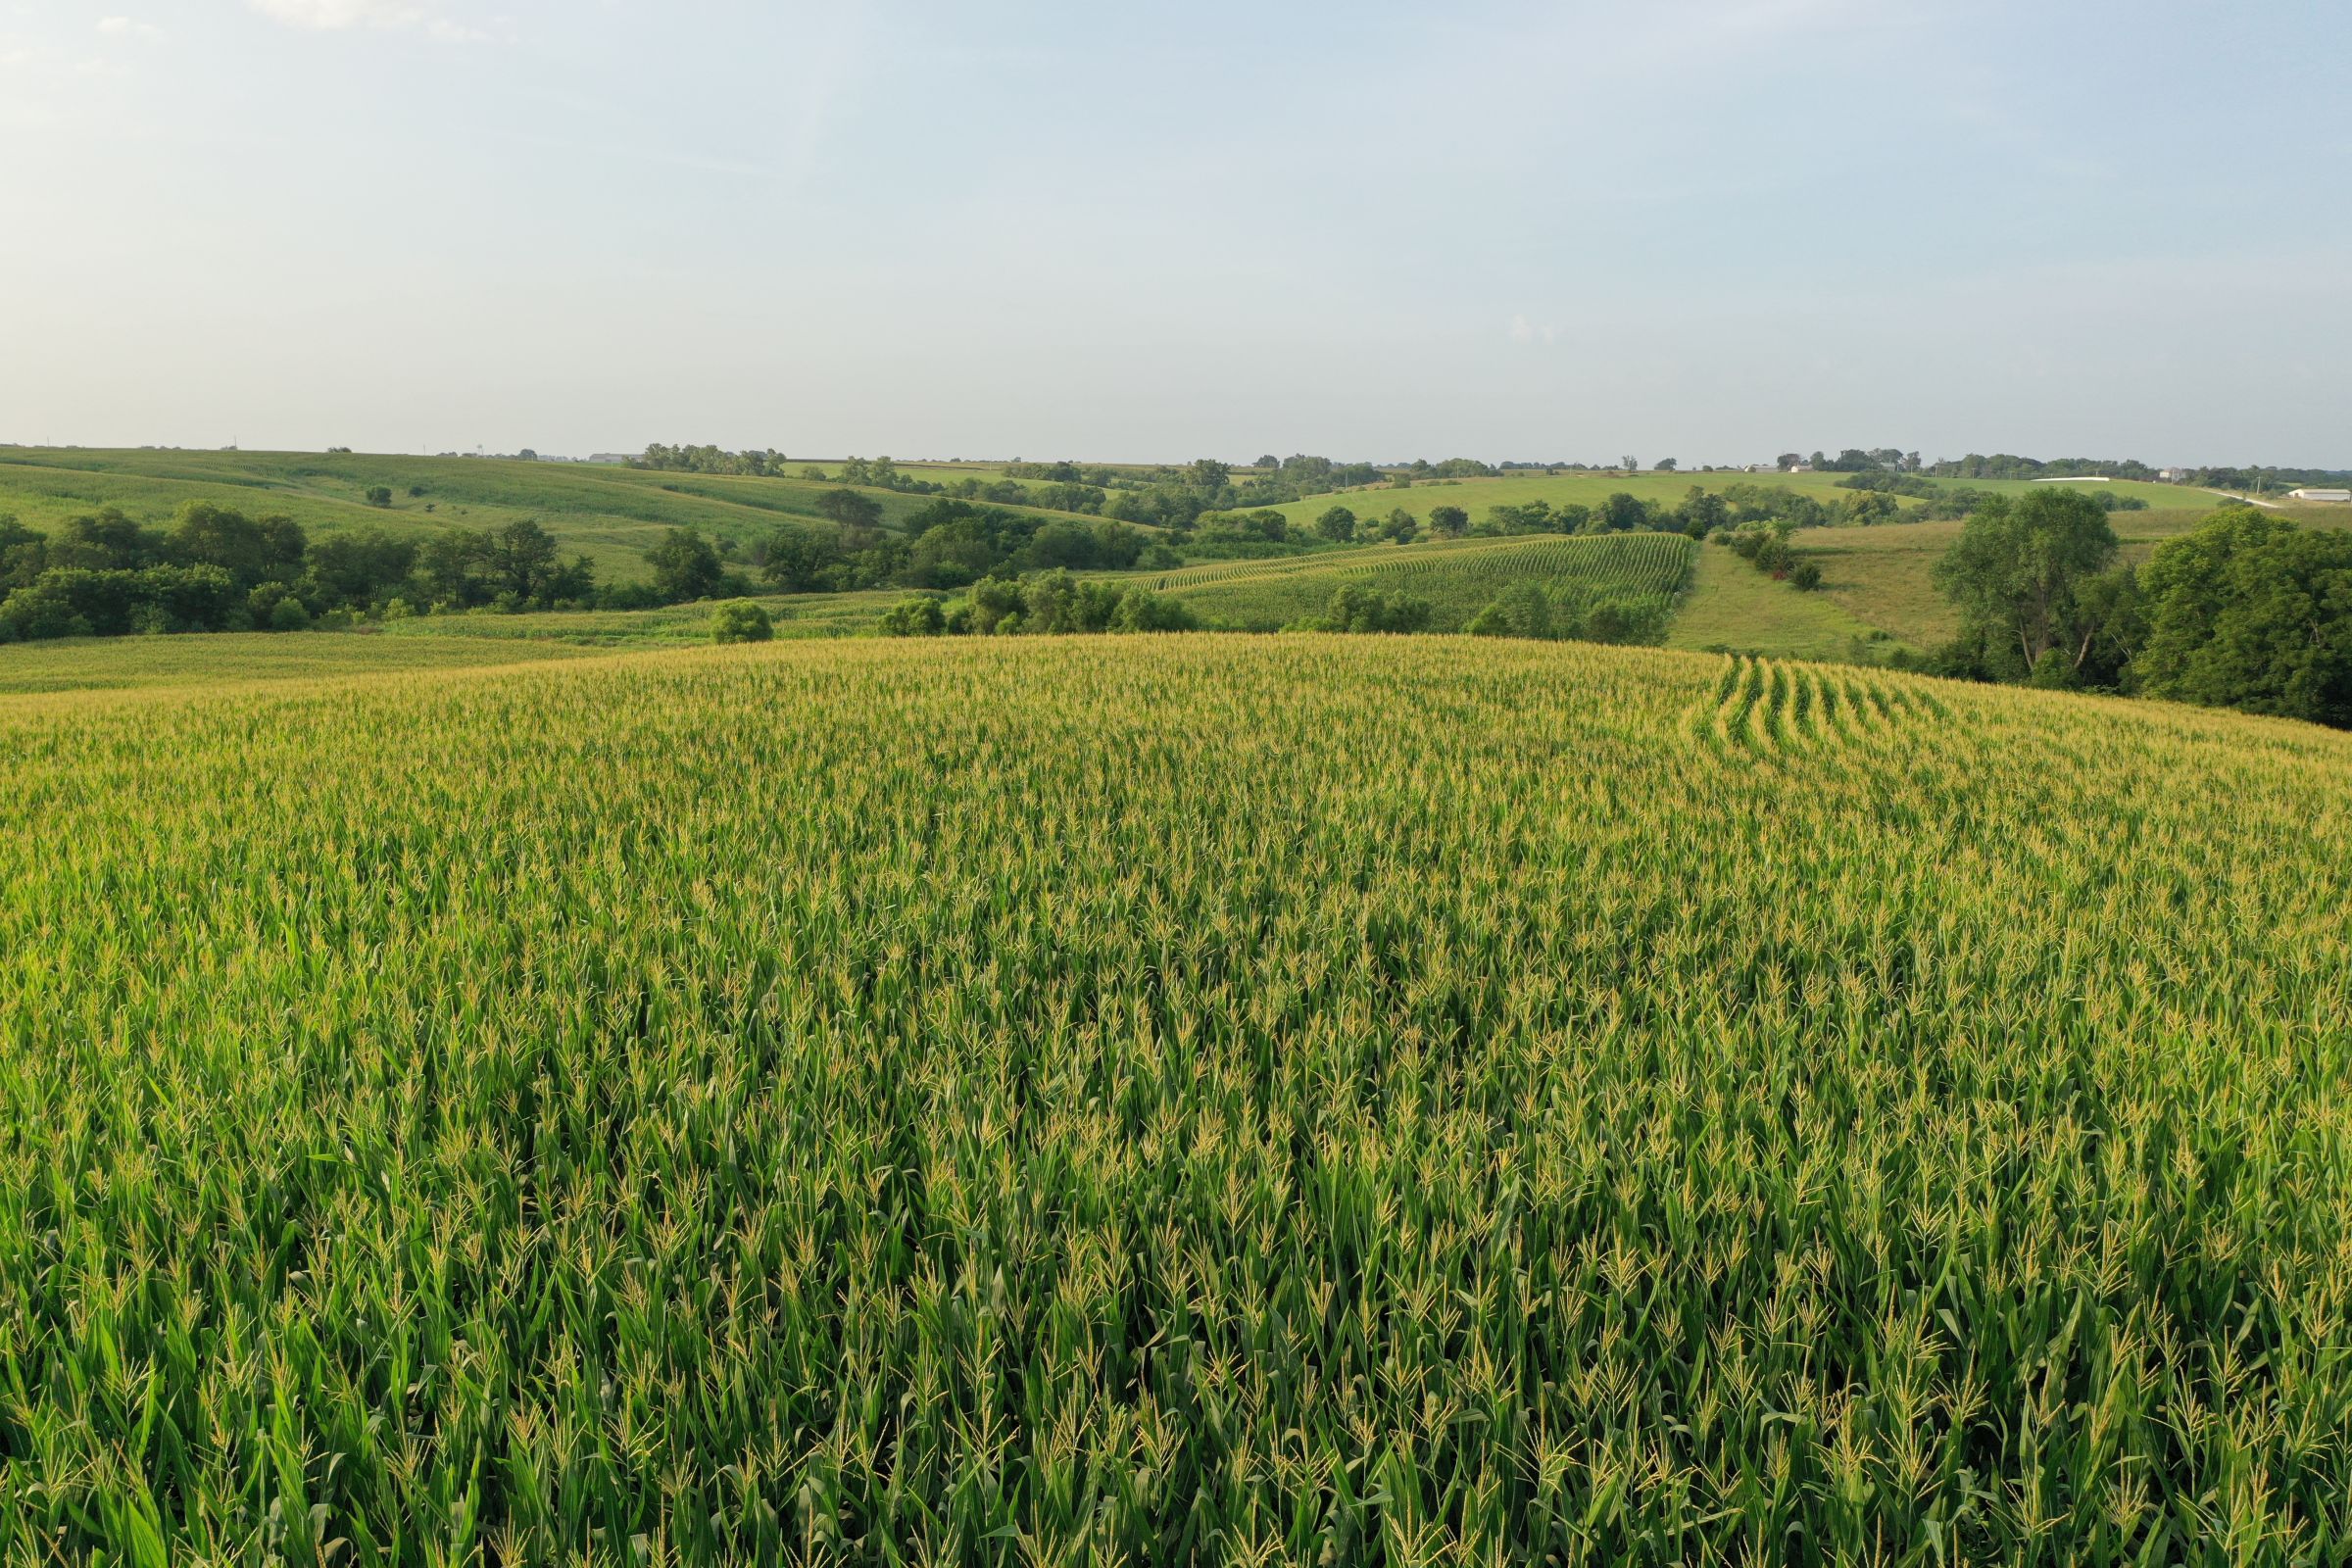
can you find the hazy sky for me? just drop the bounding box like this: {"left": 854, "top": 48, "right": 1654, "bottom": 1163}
{"left": 2, "top": 0, "right": 2345, "bottom": 465}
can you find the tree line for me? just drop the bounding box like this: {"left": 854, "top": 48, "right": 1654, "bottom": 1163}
{"left": 1922, "top": 490, "right": 2352, "bottom": 728}
{"left": 0, "top": 505, "right": 602, "bottom": 641}
{"left": 874, "top": 569, "right": 1198, "bottom": 638}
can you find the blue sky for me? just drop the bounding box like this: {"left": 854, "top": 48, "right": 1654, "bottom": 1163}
{"left": 2, "top": 0, "right": 2345, "bottom": 465}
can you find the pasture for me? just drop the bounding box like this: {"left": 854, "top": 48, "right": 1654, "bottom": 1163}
{"left": 0, "top": 635, "right": 2347, "bottom": 1562}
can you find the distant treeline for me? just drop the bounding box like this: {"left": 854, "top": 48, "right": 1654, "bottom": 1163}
{"left": 1921, "top": 453, "right": 2351, "bottom": 491}
{"left": 874, "top": 568, "right": 1199, "bottom": 638}
{"left": 0, "top": 505, "right": 602, "bottom": 641}
{"left": 738, "top": 501, "right": 1171, "bottom": 597}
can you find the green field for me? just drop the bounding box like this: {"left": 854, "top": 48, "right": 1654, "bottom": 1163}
{"left": 1142, "top": 532, "right": 1695, "bottom": 631}
{"left": 1, "top": 635, "right": 2348, "bottom": 1562}
{"left": 1666, "top": 540, "right": 1896, "bottom": 660}
{"left": 0, "top": 449, "right": 1104, "bottom": 582}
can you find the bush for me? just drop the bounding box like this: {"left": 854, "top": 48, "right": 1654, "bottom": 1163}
{"left": 366, "top": 487, "right": 393, "bottom": 508}
{"left": 268, "top": 596, "right": 313, "bottom": 632}
{"left": 710, "top": 601, "right": 774, "bottom": 644}
{"left": 1287, "top": 584, "right": 1433, "bottom": 635}
{"left": 876, "top": 597, "right": 948, "bottom": 637}
{"left": 1108, "top": 587, "right": 1199, "bottom": 633}
{"left": 1789, "top": 562, "right": 1824, "bottom": 591}
{"left": 1467, "top": 584, "right": 1555, "bottom": 639}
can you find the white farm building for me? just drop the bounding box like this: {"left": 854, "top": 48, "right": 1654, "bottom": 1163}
{"left": 2287, "top": 488, "right": 2351, "bottom": 504}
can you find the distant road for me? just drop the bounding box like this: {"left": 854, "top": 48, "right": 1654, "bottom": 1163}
{"left": 2204, "top": 488, "right": 2282, "bottom": 510}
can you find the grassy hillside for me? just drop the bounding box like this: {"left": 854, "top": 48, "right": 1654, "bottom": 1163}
{"left": 0, "top": 448, "right": 1103, "bottom": 581}
{"left": 1666, "top": 539, "right": 1895, "bottom": 660}
{"left": 1144, "top": 532, "right": 1695, "bottom": 631}
{"left": 2, "top": 637, "right": 2349, "bottom": 1561}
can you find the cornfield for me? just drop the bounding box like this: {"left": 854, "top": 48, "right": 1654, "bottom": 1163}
{"left": 2, "top": 635, "right": 2350, "bottom": 1564}
{"left": 1144, "top": 534, "right": 1695, "bottom": 632}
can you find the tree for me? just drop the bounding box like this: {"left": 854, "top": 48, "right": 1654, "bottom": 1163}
{"left": 1252, "top": 454, "right": 1280, "bottom": 471}
{"left": 1678, "top": 488, "right": 1729, "bottom": 538}
{"left": 1654, "top": 458, "right": 1678, "bottom": 472}
{"left": 2132, "top": 510, "right": 2352, "bottom": 727}
{"left": 268, "top": 596, "right": 313, "bottom": 632}
{"left": 876, "top": 596, "right": 947, "bottom": 636}
{"left": 305, "top": 529, "right": 416, "bottom": 609}
{"left": 164, "top": 502, "right": 307, "bottom": 591}
{"left": 1776, "top": 453, "right": 1802, "bottom": 470}
{"left": 1621, "top": 457, "right": 1639, "bottom": 473}
{"left": 1931, "top": 489, "right": 2121, "bottom": 678}
{"left": 1428, "top": 505, "right": 1469, "bottom": 538}
{"left": 759, "top": 522, "right": 842, "bottom": 593}
{"left": 366, "top": 487, "right": 393, "bottom": 508}
{"left": 1466, "top": 584, "right": 1554, "bottom": 639}
{"left": 814, "top": 489, "right": 885, "bottom": 531}
{"left": 49, "top": 509, "right": 162, "bottom": 570}
{"left": 1315, "top": 506, "right": 1358, "bottom": 543}
{"left": 1290, "top": 584, "right": 1432, "bottom": 634}
{"left": 645, "top": 527, "right": 725, "bottom": 603}
{"left": 0, "top": 516, "right": 43, "bottom": 588}
{"left": 710, "top": 600, "right": 775, "bottom": 644}
{"left": 1594, "top": 493, "right": 1649, "bottom": 533}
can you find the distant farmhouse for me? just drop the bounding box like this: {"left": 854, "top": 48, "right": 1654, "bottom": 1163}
{"left": 2158, "top": 466, "right": 2193, "bottom": 482}
{"left": 2288, "top": 487, "right": 2352, "bottom": 504}
{"left": 587, "top": 453, "right": 637, "bottom": 466}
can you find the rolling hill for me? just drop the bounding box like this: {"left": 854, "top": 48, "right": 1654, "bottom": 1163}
{"left": 1, "top": 634, "right": 2347, "bottom": 1561}
{"left": 0, "top": 448, "right": 1107, "bottom": 581}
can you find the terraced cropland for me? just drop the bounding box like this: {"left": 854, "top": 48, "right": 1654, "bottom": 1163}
{"left": 2, "top": 634, "right": 2349, "bottom": 1563}
{"left": 1148, "top": 531, "right": 1695, "bottom": 631}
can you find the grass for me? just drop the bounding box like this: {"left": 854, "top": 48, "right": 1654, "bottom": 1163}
{"left": 1143, "top": 532, "right": 1695, "bottom": 632}
{"left": 0, "top": 449, "right": 1104, "bottom": 583}
{"left": 1666, "top": 541, "right": 1894, "bottom": 660}
{"left": 0, "top": 635, "right": 2348, "bottom": 1563}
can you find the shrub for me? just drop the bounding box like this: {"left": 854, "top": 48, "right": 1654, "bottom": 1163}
{"left": 269, "top": 596, "right": 314, "bottom": 632}
{"left": 1466, "top": 583, "right": 1555, "bottom": 639}
{"left": 876, "top": 597, "right": 947, "bottom": 637}
{"left": 366, "top": 487, "right": 393, "bottom": 508}
{"left": 710, "top": 601, "right": 775, "bottom": 644}
{"left": 1789, "top": 562, "right": 1824, "bottom": 591}
{"left": 1288, "top": 584, "right": 1433, "bottom": 634}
